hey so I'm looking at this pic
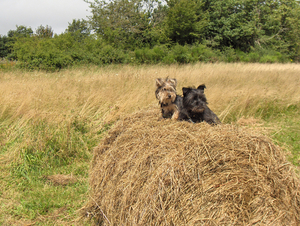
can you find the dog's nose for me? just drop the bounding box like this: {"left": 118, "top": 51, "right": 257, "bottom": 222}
{"left": 168, "top": 94, "right": 171, "bottom": 98}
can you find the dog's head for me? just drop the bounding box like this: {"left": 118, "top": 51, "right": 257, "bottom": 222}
{"left": 182, "top": 84, "right": 208, "bottom": 113}
{"left": 155, "top": 78, "right": 177, "bottom": 104}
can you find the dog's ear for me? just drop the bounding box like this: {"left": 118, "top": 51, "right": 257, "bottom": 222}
{"left": 182, "top": 87, "right": 192, "bottom": 96}
{"left": 167, "top": 78, "right": 177, "bottom": 87}
{"left": 197, "top": 84, "right": 206, "bottom": 92}
{"left": 156, "top": 78, "right": 164, "bottom": 88}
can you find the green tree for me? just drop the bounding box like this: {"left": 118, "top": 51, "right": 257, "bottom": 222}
{"left": 7, "top": 25, "right": 33, "bottom": 38}
{"left": 5, "top": 25, "right": 34, "bottom": 59}
{"left": 35, "top": 25, "right": 54, "bottom": 38}
{"left": 85, "top": 0, "right": 167, "bottom": 49}
{"left": 0, "top": 35, "right": 9, "bottom": 58}
{"left": 203, "top": 0, "right": 300, "bottom": 53}
{"left": 255, "top": 0, "right": 300, "bottom": 59}
{"left": 65, "top": 19, "right": 91, "bottom": 42}
{"left": 165, "top": 0, "right": 208, "bottom": 45}
{"left": 203, "top": 0, "right": 257, "bottom": 50}
{"left": 66, "top": 19, "right": 90, "bottom": 35}
{"left": 286, "top": 1, "right": 300, "bottom": 60}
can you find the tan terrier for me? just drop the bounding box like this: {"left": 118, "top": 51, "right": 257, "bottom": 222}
{"left": 155, "top": 78, "right": 185, "bottom": 120}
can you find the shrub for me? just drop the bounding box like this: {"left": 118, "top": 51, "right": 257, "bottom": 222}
{"left": 134, "top": 45, "right": 168, "bottom": 64}
{"left": 170, "top": 44, "right": 193, "bottom": 63}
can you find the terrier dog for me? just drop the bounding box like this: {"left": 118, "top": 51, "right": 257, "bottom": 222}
{"left": 182, "top": 84, "right": 221, "bottom": 125}
{"left": 155, "top": 78, "right": 187, "bottom": 120}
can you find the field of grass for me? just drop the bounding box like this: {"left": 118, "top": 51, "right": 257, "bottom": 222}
{"left": 0, "top": 63, "right": 299, "bottom": 225}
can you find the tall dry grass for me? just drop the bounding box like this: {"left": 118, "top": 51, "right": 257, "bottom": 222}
{"left": 1, "top": 63, "right": 299, "bottom": 124}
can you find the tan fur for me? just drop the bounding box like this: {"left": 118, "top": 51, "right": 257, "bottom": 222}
{"left": 171, "top": 108, "right": 180, "bottom": 120}
{"left": 157, "top": 86, "right": 176, "bottom": 104}
{"left": 155, "top": 78, "right": 179, "bottom": 120}
{"left": 161, "top": 103, "right": 179, "bottom": 120}
{"left": 155, "top": 78, "right": 177, "bottom": 89}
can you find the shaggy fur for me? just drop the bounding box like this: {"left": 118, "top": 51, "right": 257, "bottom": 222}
{"left": 155, "top": 78, "right": 188, "bottom": 120}
{"left": 182, "top": 84, "right": 221, "bottom": 124}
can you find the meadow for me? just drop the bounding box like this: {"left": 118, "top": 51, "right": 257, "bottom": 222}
{"left": 0, "top": 63, "right": 299, "bottom": 225}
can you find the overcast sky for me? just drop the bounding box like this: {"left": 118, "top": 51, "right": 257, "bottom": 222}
{"left": 0, "top": 0, "right": 91, "bottom": 36}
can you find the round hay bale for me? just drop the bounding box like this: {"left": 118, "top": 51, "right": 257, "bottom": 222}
{"left": 82, "top": 108, "right": 300, "bottom": 225}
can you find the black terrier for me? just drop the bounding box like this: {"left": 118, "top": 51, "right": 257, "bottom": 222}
{"left": 182, "top": 84, "right": 221, "bottom": 125}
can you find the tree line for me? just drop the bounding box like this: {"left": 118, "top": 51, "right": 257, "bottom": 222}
{"left": 1, "top": 0, "right": 300, "bottom": 71}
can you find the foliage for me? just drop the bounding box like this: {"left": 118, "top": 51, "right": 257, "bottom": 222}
{"left": 65, "top": 19, "right": 91, "bottom": 42}
{"left": 165, "top": 0, "right": 208, "bottom": 45}
{"left": 203, "top": 0, "right": 300, "bottom": 55}
{"left": 1, "top": 0, "right": 300, "bottom": 70}
{"left": 10, "top": 33, "right": 131, "bottom": 70}
{"left": 0, "top": 25, "right": 34, "bottom": 59}
{"left": 134, "top": 45, "right": 168, "bottom": 63}
{"left": 0, "top": 35, "right": 9, "bottom": 58}
{"left": 7, "top": 25, "right": 33, "bottom": 38}
{"left": 11, "top": 36, "right": 73, "bottom": 71}
{"left": 65, "top": 19, "right": 90, "bottom": 35}
{"left": 10, "top": 34, "right": 291, "bottom": 71}
{"left": 85, "top": 0, "right": 168, "bottom": 49}
{"left": 35, "top": 25, "right": 54, "bottom": 38}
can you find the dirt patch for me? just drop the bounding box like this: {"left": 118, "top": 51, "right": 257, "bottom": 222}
{"left": 46, "top": 174, "right": 77, "bottom": 186}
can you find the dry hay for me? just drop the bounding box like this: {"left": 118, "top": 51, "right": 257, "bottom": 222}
{"left": 82, "top": 108, "right": 300, "bottom": 225}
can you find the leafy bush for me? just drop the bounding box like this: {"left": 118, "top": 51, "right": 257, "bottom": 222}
{"left": 98, "top": 44, "right": 126, "bottom": 64}
{"left": 12, "top": 36, "right": 73, "bottom": 71}
{"left": 171, "top": 44, "right": 193, "bottom": 63}
{"left": 10, "top": 32, "right": 294, "bottom": 71}
{"left": 134, "top": 45, "right": 168, "bottom": 64}
{"left": 190, "top": 44, "right": 220, "bottom": 62}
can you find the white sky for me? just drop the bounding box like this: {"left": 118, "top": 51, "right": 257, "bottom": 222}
{"left": 0, "top": 0, "right": 91, "bottom": 36}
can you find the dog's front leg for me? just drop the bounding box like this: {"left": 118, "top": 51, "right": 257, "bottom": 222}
{"left": 171, "top": 110, "right": 179, "bottom": 120}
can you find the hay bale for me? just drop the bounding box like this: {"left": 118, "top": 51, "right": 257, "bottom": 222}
{"left": 82, "top": 108, "right": 300, "bottom": 225}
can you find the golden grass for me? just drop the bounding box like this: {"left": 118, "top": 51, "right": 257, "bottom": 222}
{"left": 1, "top": 63, "right": 299, "bottom": 124}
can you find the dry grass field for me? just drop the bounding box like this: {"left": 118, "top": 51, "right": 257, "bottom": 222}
{"left": 0, "top": 63, "right": 300, "bottom": 225}
{"left": 1, "top": 63, "right": 300, "bottom": 122}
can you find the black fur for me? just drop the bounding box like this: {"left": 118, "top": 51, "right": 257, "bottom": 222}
{"left": 182, "top": 85, "right": 221, "bottom": 125}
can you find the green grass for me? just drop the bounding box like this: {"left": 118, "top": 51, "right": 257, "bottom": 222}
{"left": 0, "top": 116, "right": 110, "bottom": 225}
{"left": 267, "top": 105, "right": 300, "bottom": 166}
{"left": 8, "top": 169, "right": 88, "bottom": 219}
